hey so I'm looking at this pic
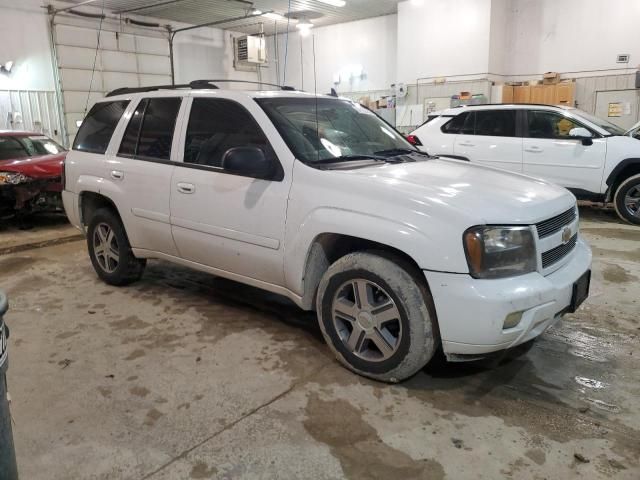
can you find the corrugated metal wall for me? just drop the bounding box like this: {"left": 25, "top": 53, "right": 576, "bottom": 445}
{"left": 52, "top": 17, "right": 172, "bottom": 146}
{"left": 0, "top": 90, "right": 63, "bottom": 143}
{"left": 574, "top": 74, "right": 636, "bottom": 113}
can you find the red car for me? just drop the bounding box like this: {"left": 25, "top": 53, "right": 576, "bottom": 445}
{"left": 0, "top": 131, "right": 66, "bottom": 218}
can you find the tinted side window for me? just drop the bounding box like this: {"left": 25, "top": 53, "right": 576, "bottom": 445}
{"left": 0, "top": 137, "right": 29, "bottom": 160}
{"left": 73, "top": 100, "right": 129, "bottom": 154}
{"left": 118, "top": 99, "right": 146, "bottom": 157}
{"left": 441, "top": 112, "right": 473, "bottom": 134}
{"left": 184, "top": 98, "right": 275, "bottom": 171}
{"left": 527, "top": 111, "right": 584, "bottom": 139}
{"left": 136, "top": 98, "right": 181, "bottom": 160}
{"left": 475, "top": 110, "right": 516, "bottom": 137}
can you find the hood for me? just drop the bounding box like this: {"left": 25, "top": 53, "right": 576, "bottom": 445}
{"left": 625, "top": 120, "right": 640, "bottom": 136}
{"left": 338, "top": 158, "right": 575, "bottom": 225}
{"left": 0, "top": 152, "right": 65, "bottom": 179}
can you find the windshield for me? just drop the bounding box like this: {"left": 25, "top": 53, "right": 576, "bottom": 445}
{"left": 256, "top": 97, "right": 415, "bottom": 164}
{"left": 20, "top": 136, "right": 66, "bottom": 156}
{"left": 573, "top": 109, "right": 626, "bottom": 136}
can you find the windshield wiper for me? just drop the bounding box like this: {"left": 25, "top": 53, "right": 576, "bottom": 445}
{"left": 374, "top": 148, "right": 430, "bottom": 157}
{"left": 311, "top": 154, "right": 388, "bottom": 165}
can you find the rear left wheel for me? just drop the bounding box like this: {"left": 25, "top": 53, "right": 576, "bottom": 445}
{"left": 614, "top": 174, "right": 640, "bottom": 225}
{"left": 87, "top": 208, "right": 146, "bottom": 286}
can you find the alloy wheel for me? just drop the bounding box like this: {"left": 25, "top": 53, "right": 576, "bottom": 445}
{"left": 331, "top": 279, "right": 402, "bottom": 362}
{"left": 93, "top": 222, "right": 119, "bottom": 273}
{"left": 624, "top": 185, "right": 640, "bottom": 218}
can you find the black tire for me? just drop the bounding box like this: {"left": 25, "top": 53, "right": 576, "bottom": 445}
{"left": 316, "top": 251, "right": 438, "bottom": 383}
{"left": 613, "top": 173, "right": 640, "bottom": 225}
{"left": 87, "top": 208, "right": 146, "bottom": 286}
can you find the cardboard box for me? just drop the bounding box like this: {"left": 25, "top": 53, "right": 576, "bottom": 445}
{"left": 513, "top": 85, "right": 531, "bottom": 103}
{"left": 502, "top": 85, "right": 514, "bottom": 103}
{"left": 555, "top": 81, "right": 575, "bottom": 105}
{"left": 543, "top": 72, "right": 560, "bottom": 85}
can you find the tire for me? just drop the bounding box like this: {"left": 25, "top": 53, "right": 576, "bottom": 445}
{"left": 613, "top": 173, "right": 640, "bottom": 225}
{"left": 87, "top": 208, "right": 146, "bottom": 286}
{"left": 316, "top": 251, "right": 438, "bottom": 383}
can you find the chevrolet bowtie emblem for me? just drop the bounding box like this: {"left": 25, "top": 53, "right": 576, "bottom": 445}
{"left": 562, "top": 226, "right": 572, "bottom": 244}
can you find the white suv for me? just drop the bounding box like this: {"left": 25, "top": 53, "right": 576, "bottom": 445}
{"left": 63, "top": 82, "right": 592, "bottom": 382}
{"left": 410, "top": 104, "right": 640, "bottom": 224}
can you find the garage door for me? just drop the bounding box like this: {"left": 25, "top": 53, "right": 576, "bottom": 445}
{"left": 52, "top": 17, "right": 172, "bottom": 147}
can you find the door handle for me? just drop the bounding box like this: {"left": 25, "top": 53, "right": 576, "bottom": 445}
{"left": 458, "top": 142, "right": 475, "bottom": 147}
{"left": 524, "top": 147, "right": 543, "bottom": 153}
{"left": 110, "top": 170, "right": 124, "bottom": 180}
{"left": 177, "top": 182, "right": 195, "bottom": 194}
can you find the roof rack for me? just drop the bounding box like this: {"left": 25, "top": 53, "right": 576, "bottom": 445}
{"left": 106, "top": 79, "right": 297, "bottom": 97}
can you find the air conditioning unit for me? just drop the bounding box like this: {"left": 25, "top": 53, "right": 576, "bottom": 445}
{"left": 235, "top": 35, "right": 266, "bottom": 66}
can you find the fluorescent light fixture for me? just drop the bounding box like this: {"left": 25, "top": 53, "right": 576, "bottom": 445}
{"left": 263, "top": 12, "right": 285, "bottom": 21}
{"left": 296, "top": 20, "right": 313, "bottom": 29}
{"left": 318, "top": 0, "right": 346, "bottom": 6}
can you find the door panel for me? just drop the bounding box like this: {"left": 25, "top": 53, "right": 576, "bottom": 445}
{"left": 522, "top": 110, "right": 605, "bottom": 193}
{"left": 170, "top": 97, "right": 289, "bottom": 286}
{"left": 453, "top": 109, "right": 523, "bottom": 172}
{"left": 108, "top": 97, "right": 181, "bottom": 255}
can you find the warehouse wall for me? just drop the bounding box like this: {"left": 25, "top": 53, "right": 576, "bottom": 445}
{"left": 265, "top": 15, "right": 397, "bottom": 93}
{"left": 397, "top": 0, "right": 492, "bottom": 82}
{"left": 0, "top": 0, "right": 56, "bottom": 91}
{"left": 506, "top": 0, "right": 640, "bottom": 77}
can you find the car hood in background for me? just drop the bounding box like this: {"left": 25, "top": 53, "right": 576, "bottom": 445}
{"left": 0, "top": 153, "right": 65, "bottom": 179}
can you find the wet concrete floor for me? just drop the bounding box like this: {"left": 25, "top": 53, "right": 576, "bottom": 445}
{"left": 1, "top": 206, "right": 638, "bottom": 479}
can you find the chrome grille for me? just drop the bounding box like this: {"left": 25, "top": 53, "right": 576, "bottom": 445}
{"left": 536, "top": 207, "right": 577, "bottom": 239}
{"left": 541, "top": 234, "right": 578, "bottom": 268}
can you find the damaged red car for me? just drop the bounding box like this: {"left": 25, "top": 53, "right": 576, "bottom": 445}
{"left": 0, "top": 131, "right": 66, "bottom": 218}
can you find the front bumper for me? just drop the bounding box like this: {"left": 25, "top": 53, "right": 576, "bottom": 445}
{"left": 425, "top": 236, "right": 592, "bottom": 356}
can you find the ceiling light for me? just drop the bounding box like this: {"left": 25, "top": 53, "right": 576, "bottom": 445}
{"left": 318, "top": 0, "right": 346, "bottom": 6}
{"left": 296, "top": 20, "right": 313, "bottom": 29}
{"left": 263, "top": 12, "right": 285, "bottom": 21}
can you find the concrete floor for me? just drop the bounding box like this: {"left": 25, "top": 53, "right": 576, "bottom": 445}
{"left": 1, "top": 206, "right": 638, "bottom": 479}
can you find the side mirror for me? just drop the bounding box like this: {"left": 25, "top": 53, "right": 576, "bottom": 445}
{"left": 569, "top": 127, "right": 593, "bottom": 146}
{"left": 221, "top": 147, "right": 274, "bottom": 179}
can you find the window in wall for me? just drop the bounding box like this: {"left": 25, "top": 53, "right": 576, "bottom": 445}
{"left": 73, "top": 100, "right": 129, "bottom": 154}
{"left": 184, "top": 98, "right": 275, "bottom": 171}
{"left": 474, "top": 110, "right": 517, "bottom": 137}
{"left": 527, "top": 111, "right": 585, "bottom": 139}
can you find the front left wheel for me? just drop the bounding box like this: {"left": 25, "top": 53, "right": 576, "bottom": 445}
{"left": 316, "top": 251, "right": 438, "bottom": 383}
{"left": 87, "top": 208, "right": 146, "bottom": 286}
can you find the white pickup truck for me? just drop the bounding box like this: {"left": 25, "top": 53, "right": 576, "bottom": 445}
{"left": 63, "top": 82, "right": 592, "bottom": 382}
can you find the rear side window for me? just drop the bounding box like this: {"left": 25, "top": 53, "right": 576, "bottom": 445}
{"left": 118, "top": 97, "right": 181, "bottom": 161}
{"left": 0, "top": 137, "right": 29, "bottom": 160}
{"left": 184, "top": 98, "right": 275, "bottom": 169}
{"left": 441, "top": 112, "right": 474, "bottom": 134}
{"left": 73, "top": 100, "right": 129, "bottom": 154}
{"left": 475, "top": 110, "right": 516, "bottom": 137}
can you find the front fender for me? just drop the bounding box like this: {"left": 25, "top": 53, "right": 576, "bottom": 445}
{"left": 284, "top": 207, "right": 467, "bottom": 297}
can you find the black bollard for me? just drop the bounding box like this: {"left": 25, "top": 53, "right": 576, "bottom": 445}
{"left": 0, "top": 291, "right": 18, "bottom": 480}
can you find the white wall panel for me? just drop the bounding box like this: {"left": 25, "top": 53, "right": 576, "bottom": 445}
{"left": 139, "top": 75, "right": 172, "bottom": 87}
{"left": 57, "top": 45, "right": 103, "bottom": 70}
{"left": 102, "top": 72, "right": 140, "bottom": 91}
{"left": 135, "top": 36, "right": 170, "bottom": 56}
{"left": 137, "top": 55, "right": 172, "bottom": 75}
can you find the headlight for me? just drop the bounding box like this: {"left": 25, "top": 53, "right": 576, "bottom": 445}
{"left": 0, "top": 172, "right": 31, "bottom": 185}
{"left": 463, "top": 226, "right": 536, "bottom": 279}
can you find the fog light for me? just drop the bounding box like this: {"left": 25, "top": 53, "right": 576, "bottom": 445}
{"left": 503, "top": 311, "right": 523, "bottom": 329}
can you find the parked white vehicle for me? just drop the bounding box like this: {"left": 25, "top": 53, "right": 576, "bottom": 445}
{"left": 63, "top": 82, "right": 591, "bottom": 382}
{"left": 410, "top": 104, "right": 640, "bottom": 224}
